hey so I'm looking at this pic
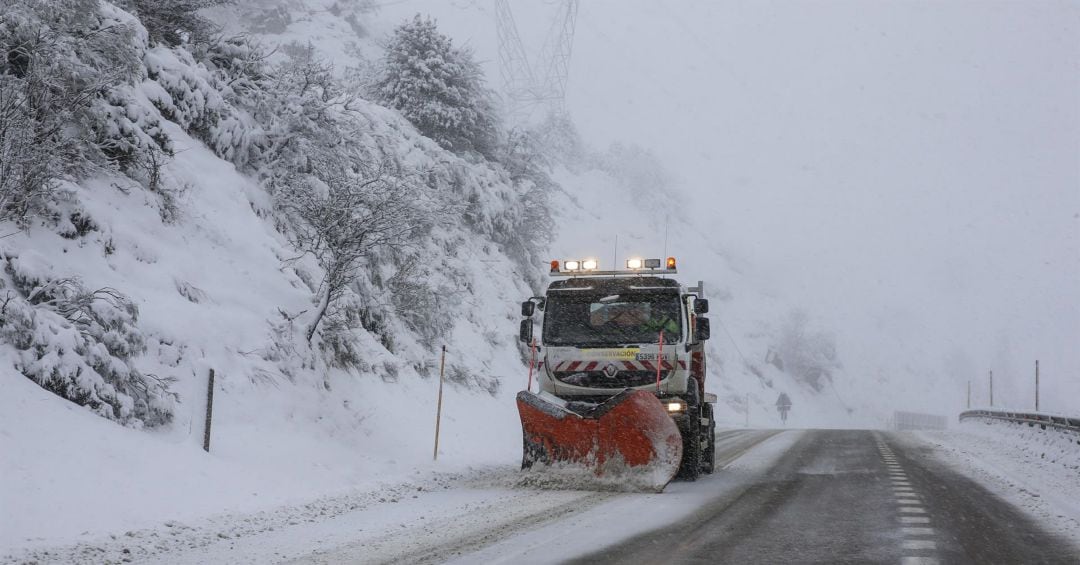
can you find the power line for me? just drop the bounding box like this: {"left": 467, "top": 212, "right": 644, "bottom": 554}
{"left": 715, "top": 314, "right": 751, "bottom": 370}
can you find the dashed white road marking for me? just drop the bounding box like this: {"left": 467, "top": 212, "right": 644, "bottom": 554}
{"left": 900, "top": 516, "right": 931, "bottom": 524}
{"left": 878, "top": 434, "right": 941, "bottom": 564}
{"left": 901, "top": 557, "right": 940, "bottom": 565}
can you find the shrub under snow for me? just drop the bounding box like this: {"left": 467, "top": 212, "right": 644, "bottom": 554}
{"left": 0, "top": 250, "right": 175, "bottom": 427}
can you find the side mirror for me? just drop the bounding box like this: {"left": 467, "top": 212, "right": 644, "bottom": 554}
{"left": 519, "top": 319, "right": 534, "bottom": 343}
{"left": 694, "top": 299, "right": 710, "bottom": 314}
{"left": 695, "top": 318, "right": 711, "bottom": 342}
{"left": 521, "top": 300, "right": 535, "bottom": 317}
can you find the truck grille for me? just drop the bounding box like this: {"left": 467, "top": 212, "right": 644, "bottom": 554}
{"left": 554, "top": 369, "right": 671, "bottom": 389}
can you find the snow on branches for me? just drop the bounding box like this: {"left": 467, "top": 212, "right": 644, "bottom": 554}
{"left": 374, "top": 15, "right": 500, "bottom": 158}
{"left": 277, "top": 158, "right": 434, "bottom": 343}
{"left": 0, "top": 249, "right": 176, "bottom": 427}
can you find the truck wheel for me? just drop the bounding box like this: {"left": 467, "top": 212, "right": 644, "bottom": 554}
{"left": 702, "top": 403, "right": 716, "bottom": 474}
{"left": 677, "top": 406, "right": 702, "bottom": 481}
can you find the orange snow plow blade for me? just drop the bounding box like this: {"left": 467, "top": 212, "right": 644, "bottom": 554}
{"left": 516, "top": 389, "right": 683, "bottom": 492}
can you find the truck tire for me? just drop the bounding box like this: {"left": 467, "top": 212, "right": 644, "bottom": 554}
{"left": 702, "top": 403, "right": 716, "bottom": 474}
{"left": 677, "top": 377, "right": 702, "bottom": 481}
{"left": 677, "top": 408, "right": 702, "bottom": 481}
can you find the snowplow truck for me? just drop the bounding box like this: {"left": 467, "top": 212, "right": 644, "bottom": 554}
{"left": 517, "top": 257, "right": 716, "bottom": 491}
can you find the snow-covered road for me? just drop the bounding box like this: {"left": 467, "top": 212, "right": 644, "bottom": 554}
{"left": 1, "top": 430, "right": 788, "bottom": 564}
{"left": 5, "top": 425, "right": 1080, "bottom": 564}
{"left": 154, "top": 430, "right": 788, "bottom": 565}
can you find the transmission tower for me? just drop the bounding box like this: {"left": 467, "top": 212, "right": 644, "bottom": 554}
{"left": 495, "top": 0, "right": 579, "bottom": 121}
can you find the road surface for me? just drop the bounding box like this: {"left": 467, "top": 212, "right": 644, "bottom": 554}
{"left": 7, "top": 429, "right": 1077, "bottom": 564}
{"left": 571, "top": 430, "right": 1076, "bottom": 564}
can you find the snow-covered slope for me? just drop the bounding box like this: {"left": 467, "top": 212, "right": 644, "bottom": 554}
{"left": 1, "top": 0, "right": 530, "bottom": 551}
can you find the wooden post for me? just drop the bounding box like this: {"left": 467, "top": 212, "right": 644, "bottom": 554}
{"left": 203, "top": 368, "right": 215, "bottom": 453}
{"left": 433, "top": 346, "right": 446, "bottom": 461}
{"left": 1035, "top": 360, "right": 1040, "bottom": 412}
{"left": 989, "top": 369, "right": 994, "bottom": 407}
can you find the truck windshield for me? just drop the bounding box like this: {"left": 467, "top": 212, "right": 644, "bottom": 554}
{"left": 543, "top": 292, "right": 682, "bottom": 346}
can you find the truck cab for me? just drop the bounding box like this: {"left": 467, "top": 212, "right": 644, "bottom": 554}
{"left": 518, "top": 257, "right": 717, "bottom": 479}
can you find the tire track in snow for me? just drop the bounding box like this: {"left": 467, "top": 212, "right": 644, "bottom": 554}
{"left": 298, "top": 491, "right": 615, "bottom": 565}
{"left": 296, "top": 430, "right": 779, "bottom": 564}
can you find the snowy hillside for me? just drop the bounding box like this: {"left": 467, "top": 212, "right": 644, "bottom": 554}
{"left": 0, "top": 0, "right": 537, "bottom": 549}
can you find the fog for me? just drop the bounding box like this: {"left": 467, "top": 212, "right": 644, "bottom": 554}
{"left": 385, "top": 0, "right": 1079, "bottom": 414}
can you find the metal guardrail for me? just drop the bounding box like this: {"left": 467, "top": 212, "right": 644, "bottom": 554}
{"left": 891, "top": 411, "right": 947, "bottom": 431}
{"left": 960, "top": 409, "right": 1080, "bottom": 435}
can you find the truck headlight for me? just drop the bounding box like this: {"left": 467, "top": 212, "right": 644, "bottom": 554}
{"left": 666, "top": 400, "right": 686, "bottom": 412}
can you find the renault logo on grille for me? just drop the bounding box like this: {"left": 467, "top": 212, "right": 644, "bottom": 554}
{"left": 603, "top": 363, "right": 618, "bottom": 378}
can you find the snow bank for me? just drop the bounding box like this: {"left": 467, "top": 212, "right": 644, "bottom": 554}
{"left": 912, "top": 420, "right": 1080, "bottom": 544}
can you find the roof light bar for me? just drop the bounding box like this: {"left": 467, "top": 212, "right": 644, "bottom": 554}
{"left": 552, "top": 257, "right": 676, "bottom": 276}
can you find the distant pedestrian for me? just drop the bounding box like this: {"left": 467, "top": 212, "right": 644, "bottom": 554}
{"left": 776, "top": 392, "right": 792, "bottom": 424}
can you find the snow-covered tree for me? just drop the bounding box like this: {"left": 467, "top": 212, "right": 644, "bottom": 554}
{"left": 115, "top": 0, "right": 229, "bottom": 47}
{"left": 277, "top": 158, "right": 433, "bottom": 342}
{"left": 0, "top": 0, "right": 175, "bottom": 223}
{"left": 373, "top": 15, "right": 500, "bottom": 157}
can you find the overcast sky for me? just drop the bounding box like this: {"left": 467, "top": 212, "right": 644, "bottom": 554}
{"left": 386, "top": 0, "right": 1079, "bottom": 411}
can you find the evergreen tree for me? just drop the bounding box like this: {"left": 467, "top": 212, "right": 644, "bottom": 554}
{"left": 374, "top": 15, "right": 500, "bottom": 157}
{"left": 116, "top": 0, "right": 230, "bottom": 46}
